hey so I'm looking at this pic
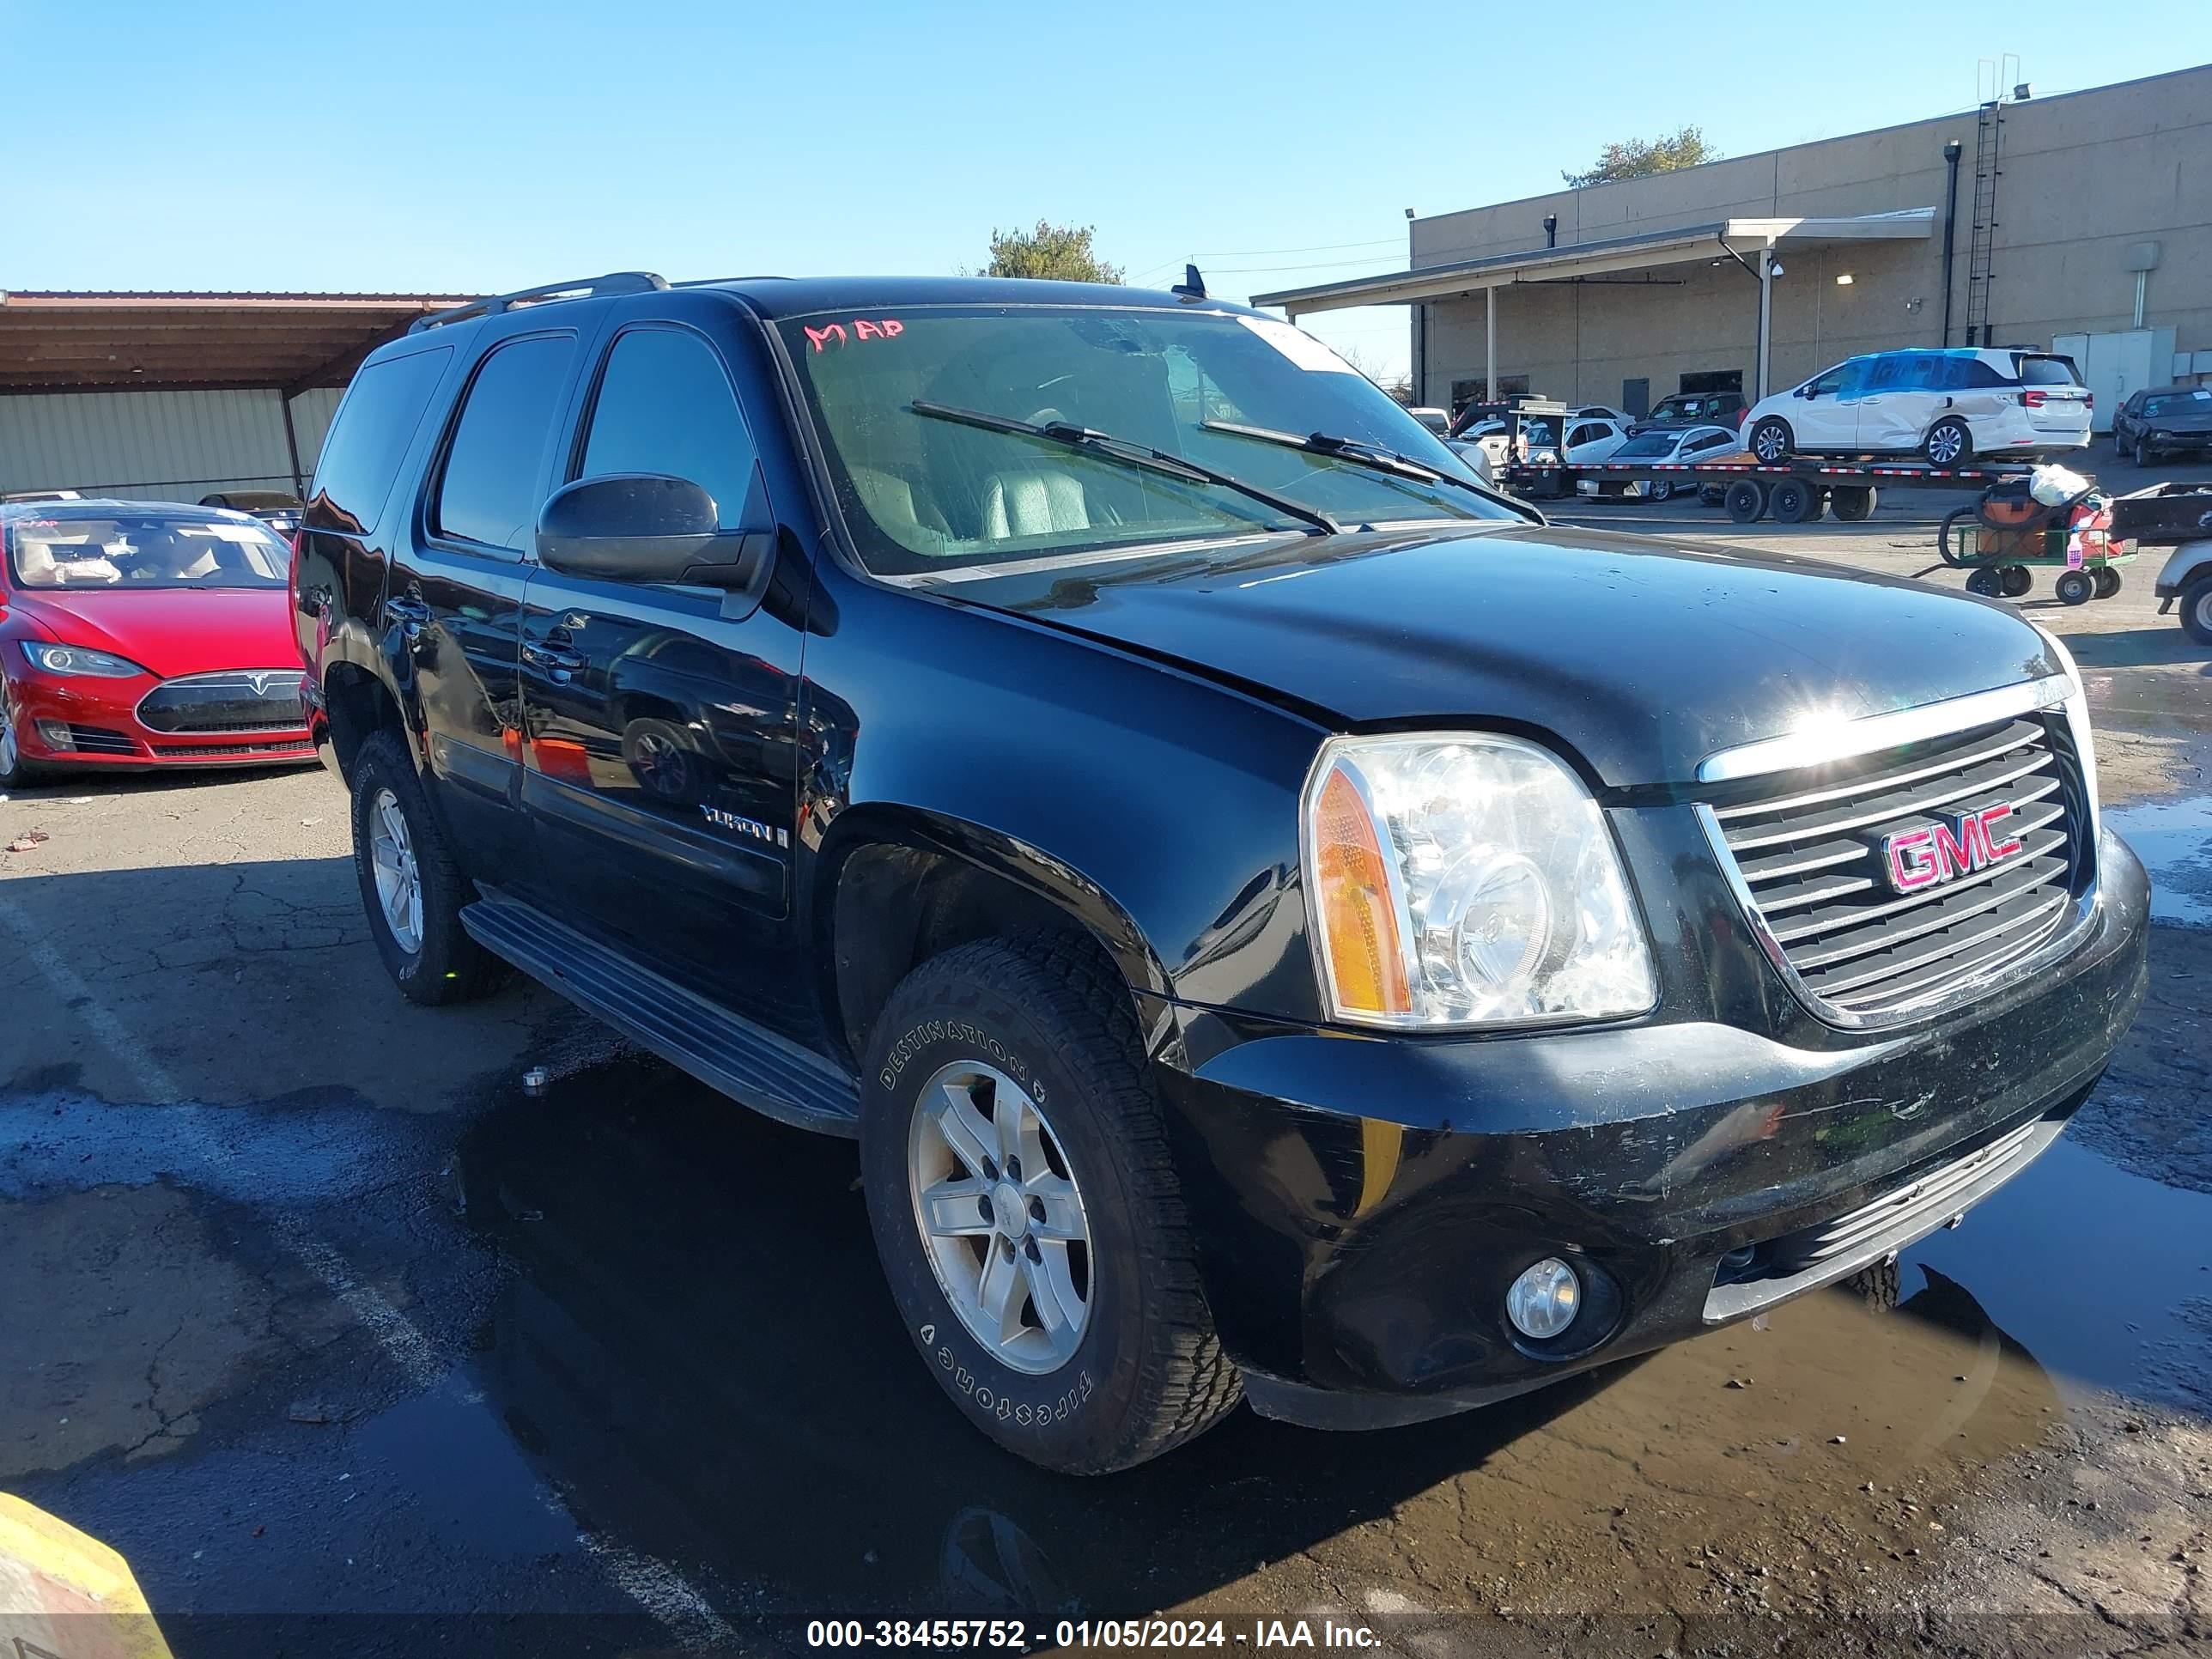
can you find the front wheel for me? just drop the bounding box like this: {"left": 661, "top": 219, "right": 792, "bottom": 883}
{"left": 349, "top": 730, "right": 508, "bottom": 1005}
{"left": 1923, "top": 418, "right": 1973, "bottom": 467}
{"left": 1748, "top": 417, "right": 1793, "bottom": 464}
{"left": 2093, "top": 566, "right": 2122, "bottom": 599}
{"left": 1829, "top": 485, "right": 1877, "bottom": 522}
{"left": 1723, "top": 480, "right": 1768, "bottom": 524}
{"left": 2181, "top": 574, "right": 2212, "bottom": 647}
{"left": 860, "top": 936, "right": 1241, "bottom": 1474}
{"left": 2053, "top": 568, "right": 2095, "bottom": 606}
{"left": 1648, "top": 478, "right": 1674, "bottom": 503}
{"left": 0, "top": 682, "right": 38, "bottom": 788}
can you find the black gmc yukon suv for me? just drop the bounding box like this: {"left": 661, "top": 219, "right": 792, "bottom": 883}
{"left": 295, "top": 271, "right": 2148, "bottom": 1474}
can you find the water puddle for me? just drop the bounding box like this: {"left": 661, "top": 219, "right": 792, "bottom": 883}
{"left": 2106, "top": 794, "right": 2212, "bottom": 927}
{"left": 440, "top": 1059, "right": 2212, "bottom": 1623}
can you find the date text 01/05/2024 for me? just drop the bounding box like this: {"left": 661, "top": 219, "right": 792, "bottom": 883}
{"left": 803, "top": 1618, "right": 1382, "bottom": 1649}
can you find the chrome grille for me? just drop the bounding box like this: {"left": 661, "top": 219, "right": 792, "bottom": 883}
{"left": 1711, "top": 714, "right": 2088, "bottom": 1018}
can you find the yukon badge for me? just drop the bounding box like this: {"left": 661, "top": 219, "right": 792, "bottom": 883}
{"left": 1878, "top": 803, "right": 2025, "bottom": 895}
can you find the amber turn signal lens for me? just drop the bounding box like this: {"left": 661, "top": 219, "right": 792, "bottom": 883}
{"left": 1312, "top": 765, "right": 1410, "bottom": 1018}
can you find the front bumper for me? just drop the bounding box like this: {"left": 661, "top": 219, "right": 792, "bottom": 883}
{"left": 1148, "top": 829, "right": 2149, "bottom": 1427}
{"left": 9, "top": 669, "right": 315, "bottom": 770}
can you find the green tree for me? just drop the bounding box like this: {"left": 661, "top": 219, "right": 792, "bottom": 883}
{"left": 1562, "top": 125, "right": 1723, "bottom": 189}
{"left": 982, "top": 221, "right": 1124, "bottom": 283}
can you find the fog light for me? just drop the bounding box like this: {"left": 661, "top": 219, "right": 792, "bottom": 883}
{"left": 1506, "top": 1257, "right": 1581, "bottom": 1340}
{"left": 34, "top": 720, "right": 73, "bottom": 750}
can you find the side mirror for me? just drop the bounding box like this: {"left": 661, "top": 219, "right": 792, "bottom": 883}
{"left": 535, "top": 474, "right": 770, "bottom": 590}
{"left": 1795, "top": 386, "right": 1814, "bottom": 399}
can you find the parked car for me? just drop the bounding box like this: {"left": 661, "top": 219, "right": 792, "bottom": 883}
{"left": 1516, "top": 410, "right": 1630, "bottom": 466}
{"left": 1633, "top": 391, "right": 1747, "bottom": 433}
{"left": 0, "top": 489, "right": 82, "bottom": 504}
{"left": 2154, "top": 537, "right": 2212, "bottom": 645}
{"left": 1404, "top": 406, "right": 1451, "bottom": 436}
{"left": 200, "top": 489, "right": 304, "bottom": 537}
{"left": 0, "top": 500, "right": 314, "bottom": 785}
{"left": 1745, "top": 349, "right": 2091, "bottom": 466}
{"left": 301, "top": 270, "right": 2146, "bottom": 1475}
{"left": 2111, "top": 386, "right": 2212, "bottom": 468}
{"left": 1578, "top": 424, "right": 1740, "bottom": 500}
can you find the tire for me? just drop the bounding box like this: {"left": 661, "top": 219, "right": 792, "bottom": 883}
{"left": 349, "top": 728, "right": 507, "bottom": 1005}
{"left": 2053, "top": 568, "right": 2095, "bottom": 607}
{"left": 2181, "top": 574, "right": 2212, "bottom": 647}
{"left": 1769, "top": 477, "right": 1820, "bottom": 524}
{"left": 1841, "top": 1259, "right": 1901, "bottom": 1312}
{"left": 1648, "top": 478, "right": 1674, "bottom": 503}
{"left": 1829, "top": 485, "right": 1877, "bottom": 522}
{"left": 2001, "top": 565, "right": 2033, "bottom": 599}
{"left": 1923, "top": 417, "right": 1973, "bottom": 468}
{"left": 1748, "top": 417, "right": 1793, "bottom": 464}
{"left": 1723, "top": 480, "right": 1768, "bottom": 524}
{"left": 2093, "top": 566, "right": 2122, "bottom": 599}
{"left": 2133, "top": 437, "right": 2151, "bottom": 469}
{"left": 859, "top": 935, "right": 1241, "bottom": 1474}
{"left": 1965, "top": 568, "right": 2002, "bottom": 598}
{"left": 0, "top": 678, "right": 41, "bottom": 789}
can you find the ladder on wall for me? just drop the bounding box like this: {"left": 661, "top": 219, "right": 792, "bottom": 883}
{"left": 1963, "top": 100, "right": 2002, "bottom": 345}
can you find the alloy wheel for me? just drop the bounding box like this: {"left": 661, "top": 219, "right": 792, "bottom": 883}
{"left": 1928, "top": 424, "right": 1966, "bottom": 465}
{"left": 908, "top": 1060, "right": 1092, "bottom": 1374}
{"left": 368, "top": 787, "right": 424, "bottom": 954}
{"left": 2196, "top": 588, "right": 2212, "bottom": 639}
{"left": 0, "top": 697, "right": 17, "bottom": 781}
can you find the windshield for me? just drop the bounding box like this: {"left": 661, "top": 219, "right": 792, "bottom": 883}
{"left": 777, "top": 305, "right": 1511, "bottom": 576}
{"left": 6, "top": 514, "right": 289, "bottom": 590}
{"left": 1613, "top": 433, "right": 1681, "bottom": 459}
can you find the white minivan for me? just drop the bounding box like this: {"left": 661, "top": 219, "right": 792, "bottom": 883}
{"left": 1744, "top": 348, "right": 2091, "bottom": 467}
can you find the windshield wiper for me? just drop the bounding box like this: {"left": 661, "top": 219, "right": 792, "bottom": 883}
{"left": 1200, "top": 419, "right": 1522, "bottom": 516}
{"left": 909, "top": 399, "right": 1341, "bottom": 536}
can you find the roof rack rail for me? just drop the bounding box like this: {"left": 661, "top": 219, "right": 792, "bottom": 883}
{"left": 408, "top": 271, "right": 669, "bottom": 333}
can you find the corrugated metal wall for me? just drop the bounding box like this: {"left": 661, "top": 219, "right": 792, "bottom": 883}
{"left": 0, "top": 386, "right": 344, "bottom": 503}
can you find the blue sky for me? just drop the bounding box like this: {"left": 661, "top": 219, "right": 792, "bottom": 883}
{"left": 4, "top": 0, "right": 2205, "bottom": 380}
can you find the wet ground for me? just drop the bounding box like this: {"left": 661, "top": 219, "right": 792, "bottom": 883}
{"left": 2, "top": 489, "right": 2209, "bottom": 1656}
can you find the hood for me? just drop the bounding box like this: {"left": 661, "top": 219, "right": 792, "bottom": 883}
{"left": 957, "top": 526, "right": 2062, "bottom": 788}
{"left": 9, "top": 586, "right": 299, "bottom": 680}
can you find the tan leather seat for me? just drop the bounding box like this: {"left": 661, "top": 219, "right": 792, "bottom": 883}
{"left": 981, "top": 469, "right": 1089, "bottom": 540}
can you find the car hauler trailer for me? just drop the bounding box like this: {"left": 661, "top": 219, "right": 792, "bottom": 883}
{"left": 1506, "top": 453, "right": 2038, "bottom": 525}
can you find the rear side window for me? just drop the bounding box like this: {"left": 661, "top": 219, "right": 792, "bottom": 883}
{"left": 434, "top": 335, "right": 577, "bottom": 553}
{"left": 577, "top": 327, "right": 762, "bottom": 526}
{"left": 310, "top": 347, "right": 451, "bottom": 536}
{"left": 2016, "top": 355, "right": 2081, "bottom": 386}
{"left": 1937, "top": 356, "right": 2008, "bottom": 390}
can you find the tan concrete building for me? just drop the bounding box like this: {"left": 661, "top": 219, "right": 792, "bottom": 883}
{"left": 1257, "top": 64, "right": 2212, "bottom": 429}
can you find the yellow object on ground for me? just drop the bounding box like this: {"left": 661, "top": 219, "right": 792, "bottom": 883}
{"left": 0, "top": 1493, "right": 173, "bottom": 1659}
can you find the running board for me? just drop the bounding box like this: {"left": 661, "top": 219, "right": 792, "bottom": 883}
{"left": 459, "top": 893, "right": 860, "bottom": 1137}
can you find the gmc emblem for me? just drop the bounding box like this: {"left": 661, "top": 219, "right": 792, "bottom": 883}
{"left": 1879, "top": 804, "right": 2025, "bottom": 894}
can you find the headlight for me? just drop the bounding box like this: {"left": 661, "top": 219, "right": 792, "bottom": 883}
{"left": 1303, "top": 732, "right": 1656, "bottom": 1029}
{"left": 21, "top": 642, "right": 148, "bottom": 678}
{"left": 2031, "top": 629, "right": 2100, "bottom": 843}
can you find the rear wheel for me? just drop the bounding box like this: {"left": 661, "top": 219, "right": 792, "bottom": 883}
{"left": 349, "top": 730, "right": 507, "bottom": 1005}
{"left": 1723, "top": 480, "right": 1768, "bottom": 524}
{"left": 1748, "top": 417, "right": 1793, "bottom": 464}
{"left": 2182, "top": 574, "right": 2212, "bottom": 646}
{"left": 860, "top": 936, "right": 1241, "bottom": 1474}
{"left": 2001, "top": 565, "right": 2033, "bottom": 598}
{"left": 1829, "top": 485, "right": 1877, "bottom": 522}
{"left": 2093, "top": 566, "right": 2122, "bottom": 599}
{"left": 1966, "top": 567, "right": 2003, "bottom": 599}
{"left": 1769, "top": 477, "right": 1820, "bottom": 524}
{"left": 1923, "top": 418, "right": 1973, "bottom": 467}
{"left": 2053, "top": 568, "right": 2095, "bottom": 606}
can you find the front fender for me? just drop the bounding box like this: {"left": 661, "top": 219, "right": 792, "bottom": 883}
{"left": 799, "top": 576, "right": 1331, "bottom": 1024}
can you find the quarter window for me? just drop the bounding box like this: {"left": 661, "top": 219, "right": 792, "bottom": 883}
{"left": 311, "top": 347, "right": 451, "bottom": 536}
{"left": 433, "top": 334, "right": 578, "bottom": 554}
{"left": 578, "top": 328, "right": 763, "bottom": 526}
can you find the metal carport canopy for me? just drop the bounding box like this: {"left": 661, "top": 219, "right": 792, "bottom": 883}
{"left": 1252, "top": 210, "right": 1936, "bottom": 402}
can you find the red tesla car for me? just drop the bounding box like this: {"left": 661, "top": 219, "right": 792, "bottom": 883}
{"left": 0, "top": 500, "right": 314, "bottom": 785}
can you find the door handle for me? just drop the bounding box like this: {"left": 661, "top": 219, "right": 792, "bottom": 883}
{"left": 386, "top": 593, "right": 431, "bottom": 638}
{"left": 522, "top": 640, "right": 588, "bottom": 680}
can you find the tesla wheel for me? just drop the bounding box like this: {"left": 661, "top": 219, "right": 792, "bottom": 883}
{"left": 2182, "top": 575, "right": 2212, "bottom": 647}
{"left": 2053, "top": 568, "right": 2095, "bottom": 606}
{"left": 2001, "top": 565, "right": 2033, "bottom": 599}
{"left": 1723, "top": 480, "right": 1768, "bottom": 524}
{"left": 1748, "top": 417, "right": 1793, "bottom": 464}
{"left": 2093, "top": 566, "right": 2122, "bottom": 599}
{"left": 349, "top": 729, "right": 507, "bottom": 1006}
{"left": 860, "top": 935, "right": 1240, "bottom": 1474}
{"left": 1923, "top": 418, "right": 1973, "bottom": 467}
{"left": 1769, "top": 478, "right": 1820, "bottom": 524}
{"left": 0, "top": 682, "right": 39, "bottom": 788}
{"left": 1966, "top": 568, "right": 2003, "bottom": 599}
{"left": 1829, "top": 485, "right": 1877, "bottom": 522}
